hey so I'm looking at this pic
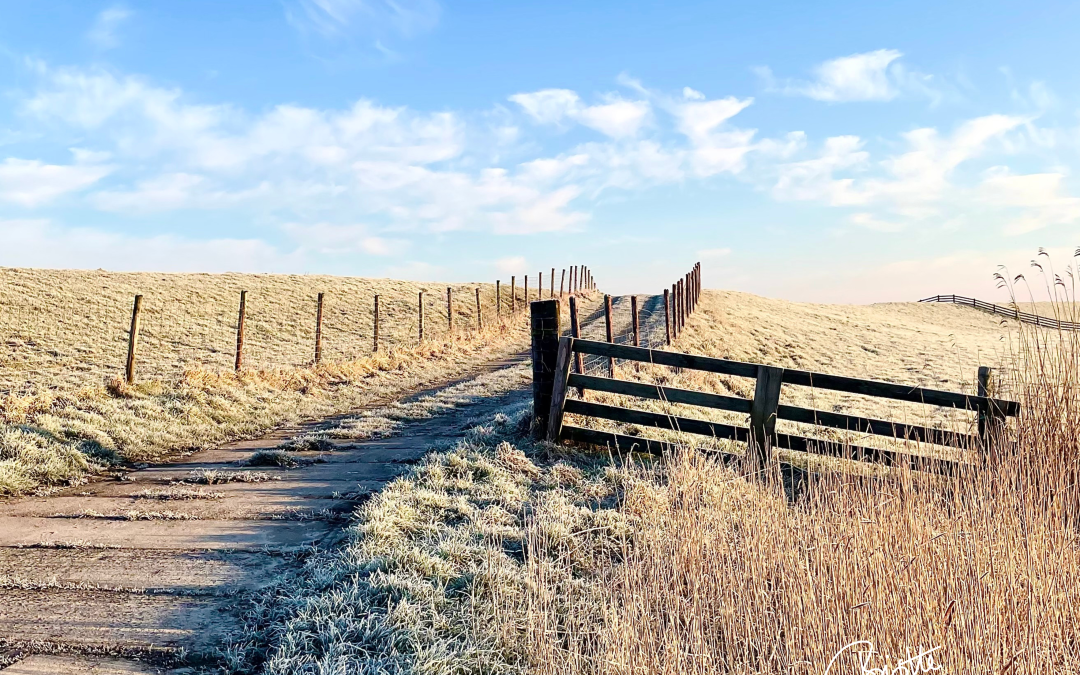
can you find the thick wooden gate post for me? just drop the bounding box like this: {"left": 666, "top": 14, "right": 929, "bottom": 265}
{"left": 631, "top": 295, "right": 640, "bottom": 347}
{"left": 314, "top": 292, "right": 325, "bottom": 365}
{"left": 234, "top": 290, "right": 247, "bottom": 371}
{"left": 531, "top": 299, "right": 562, "bottom": 437}
{"left": 125, "top": 294, "right": 143, "bottom": 384}
{"left": 750, "top": 365, "right": 785, "bottom": 468}
{"left": 978, "top": 366, "right": 1006, "bottom": 455}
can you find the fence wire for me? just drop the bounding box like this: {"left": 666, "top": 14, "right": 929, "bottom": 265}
{"left": 0, "top": 268, "right": 531, "bottom": 397}
{"left": 576, "top": 294, "right": 668, "bottom": 375}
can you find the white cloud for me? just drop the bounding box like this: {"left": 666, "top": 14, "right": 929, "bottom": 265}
{"left": 87, "top": 5, "right": 131, "bottom": 50}
{"left": 760, "top": 50, "right": 920, "bottom": 102}
{"left": 280, "top": 222, "right": 410, "bottom": 255}
{"left": 773, "top": 115, "right": 1026, "bottom": 214}
{"left": 495, "top": 256, "right": 526, "bottom": 274}
{"left": 697, "top": 248, "right": 731, "bottom": 259}
{"left": 509, "top": 89, "right": 650, "bottom": 139}
{"left": 849, "top": 212, "right": 903, "bottom": 232}
{"left": 0, "top": 218, "right": 299, "bottom": 272}
{"left": 0, "top": 157, "right": 112, "bottom": 206}
{"left": 285, "top": 0, "right": 440, "bottom": 39}
{"left": 979, "top": 168, "right": 1080, "bottom": 235}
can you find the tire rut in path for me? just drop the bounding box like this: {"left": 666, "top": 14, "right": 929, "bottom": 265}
{"left": 0, "top": 352, "right": 530, "bottom": 675}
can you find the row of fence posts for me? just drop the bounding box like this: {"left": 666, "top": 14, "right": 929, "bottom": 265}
{"left": 531, "top": 261, "right": 700, "bottom": 433}
{"left": 663, "top": 261, "right": 701, "bottom": 346}
{"left": 119, "top": 264, "right": 599, "bottom": 385}
{"left": 558, "top": 262, "right": 701, "bottom": 380}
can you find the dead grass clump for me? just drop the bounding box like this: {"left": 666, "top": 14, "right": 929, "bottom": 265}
{"left": 182, "top": 469, "right": 282, "bottom": 485}
{"left": 242, "top": 450, "right": 321, "bottom": 468}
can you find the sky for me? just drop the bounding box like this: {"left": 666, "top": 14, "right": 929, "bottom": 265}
{"left": 1, "top": 0, "right": 1079, "bottom": 303}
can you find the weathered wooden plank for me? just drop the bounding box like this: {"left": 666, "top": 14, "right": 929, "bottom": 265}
{"left": 560, "top": 425, "right": 674, "bottom": 455}
{"left": 563, "top": 399, "right": 746, "bottom": 441}
{"left": 572, "top": 339, "right": 759, "bottom": 378}
{"left": 781, "top": 368, "right": 1019, "bottom": 415}
{"left": 568, "top": 373, "right": 751, "bottom": 414}
{"left": 546, "top": 337, "right": 574, "bottom": 442}
{"left": 774, "top": 433, "right": 961, "bottom": 474}
{"left": 776, "top": 403, "right": 975, "bottom": 448}
{"left": 570, "top": 338, "right": 1018, "bottom": 415}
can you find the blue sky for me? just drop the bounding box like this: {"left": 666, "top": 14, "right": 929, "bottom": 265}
{"left": 1, "top": 0, "right": 1078, "bottom": 302}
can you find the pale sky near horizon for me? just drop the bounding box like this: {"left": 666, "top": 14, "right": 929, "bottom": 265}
{"left": 1, "top": 1, "right": 1079, "bottom": 303}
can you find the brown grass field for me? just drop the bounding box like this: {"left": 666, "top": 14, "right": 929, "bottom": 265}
{"left": 0, "top": 267, "right": 558, "bottom": 496}
{"left": 230, "top": 287, "right": 1080, "bottom": 675}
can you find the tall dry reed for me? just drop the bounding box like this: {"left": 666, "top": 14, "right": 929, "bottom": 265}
{"left": 524, "top": 277, "right": 1080, "bottom": 673}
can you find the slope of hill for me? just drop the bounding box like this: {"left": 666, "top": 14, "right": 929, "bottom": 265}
{"left": 0, "top": 267, "right": 546, "bottom": 496}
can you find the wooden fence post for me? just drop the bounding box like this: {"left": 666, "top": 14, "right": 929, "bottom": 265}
{"left": 571, "top": 266, "right": 577, "bottom": 293}
{"left": 546, "top": 336, "right": 574, "bottom": 442}
{"left": 525, "top": 275, "right": 529, "bottom": 306}
{"left": 496, "top": 280, "right": 501, "bottom": 318}
{"left": 234, "top": 290, "right": 247, "bottom": 372}
{"left": 125, "top": 294, "right": 143, "bottom": 384}
{"left": 671, "top": 283, "right": 678, "bottom": 340}
{"left": 418, "top": 291, "right": 424, "bottom": 343}
{"left": 631, "top": 295, "right": 640, "bottom": 347}
{"left": 538, "top": 272, "right": 543, "bottom": 301}
{"left": 373, "top": 294, "right": 380, "bottom": 352}
{"left": 678, "top": 279, "right": 685, "bottom": 331}
{"left": 978, "top": 366, "right": 1006, "bottom": 455}
{"left": 530, "top": 299, "right": 561, "bottom": 437}
{"left": 314, "top": 292, "right": 325, "bottom": 365}
{"left": 569, "top": 295, "right": 584, "bottom": 384}
{"left": 511, "top": 276, "right": 516, "bottom": 314}
{"left": 560, "top": 268, "right": 566, "bottom": 298}
{"left": 475, "top": 287, "right": 483, "bottom": 330}
{"left": 447, "top": 287, "right": 453, "bottom": 333}
{"left": 664, "top": 289, "right": 671, "bottom": 345}
{"left": 604, "top": 294, "right": 615, "bottom": 377}
{"left": 551, "top": 267, "right": 555, "bottom": 298}
{"left": 750, "top": 365, "right": 785, "bottom": 468}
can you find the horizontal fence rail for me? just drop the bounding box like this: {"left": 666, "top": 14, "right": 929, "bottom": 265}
{"left": 542, "top": 336, "right": 1020, "bottom": 474}
{"left": 920, "top": 294, "right": 1080, "bottom": 331}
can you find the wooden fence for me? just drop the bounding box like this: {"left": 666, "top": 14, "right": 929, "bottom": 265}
{"left": 920, "top": 294, "right": 1080, "bottom": 331}
{"left": 531, "top": 301, "right": 1020, "bottom": 473}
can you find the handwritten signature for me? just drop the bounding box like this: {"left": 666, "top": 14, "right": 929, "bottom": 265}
{"left": 824, "top": 641, "right": 943, "bottom": 675}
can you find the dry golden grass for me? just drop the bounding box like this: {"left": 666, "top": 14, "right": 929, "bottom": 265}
{"left": 521, "top": 291, "right": 1080, "bottom": 673}
{"left": 0, "top": 267, "right": 537, "bottom": 395}
{"left": 226, "top": 288, "right": 1080, "bottom": 675}
{"left": 0, "top": 267, "right": 554, "bottom": 496}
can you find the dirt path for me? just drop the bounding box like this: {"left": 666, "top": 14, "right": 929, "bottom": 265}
{"left": 0, "top": 353, "right": 530, "bottom": 674}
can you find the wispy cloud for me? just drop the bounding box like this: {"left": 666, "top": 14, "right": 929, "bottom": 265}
{"left": 755, "top": 49, "right": 936, "bottom": 103}
{"left": 285, "top": 0, "right": 440, "bottom": 40}
{"left": 87, "top": 5, "right": 132, "bottom": 50}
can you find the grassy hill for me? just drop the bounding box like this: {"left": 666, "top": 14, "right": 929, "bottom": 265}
{"left": 0, "top": 267, "right": 539, "bottom": 496}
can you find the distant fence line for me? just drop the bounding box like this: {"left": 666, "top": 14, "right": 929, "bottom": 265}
{"left": 0, "top": 265, "right": 600, "bottom": 396}
{"left": 919, "top": 294, "right": 1080, "bottom": 331}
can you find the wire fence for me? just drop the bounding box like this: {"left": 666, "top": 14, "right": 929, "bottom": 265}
{"left": 0, "top": 267, "right": 597, "bottom": 397}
